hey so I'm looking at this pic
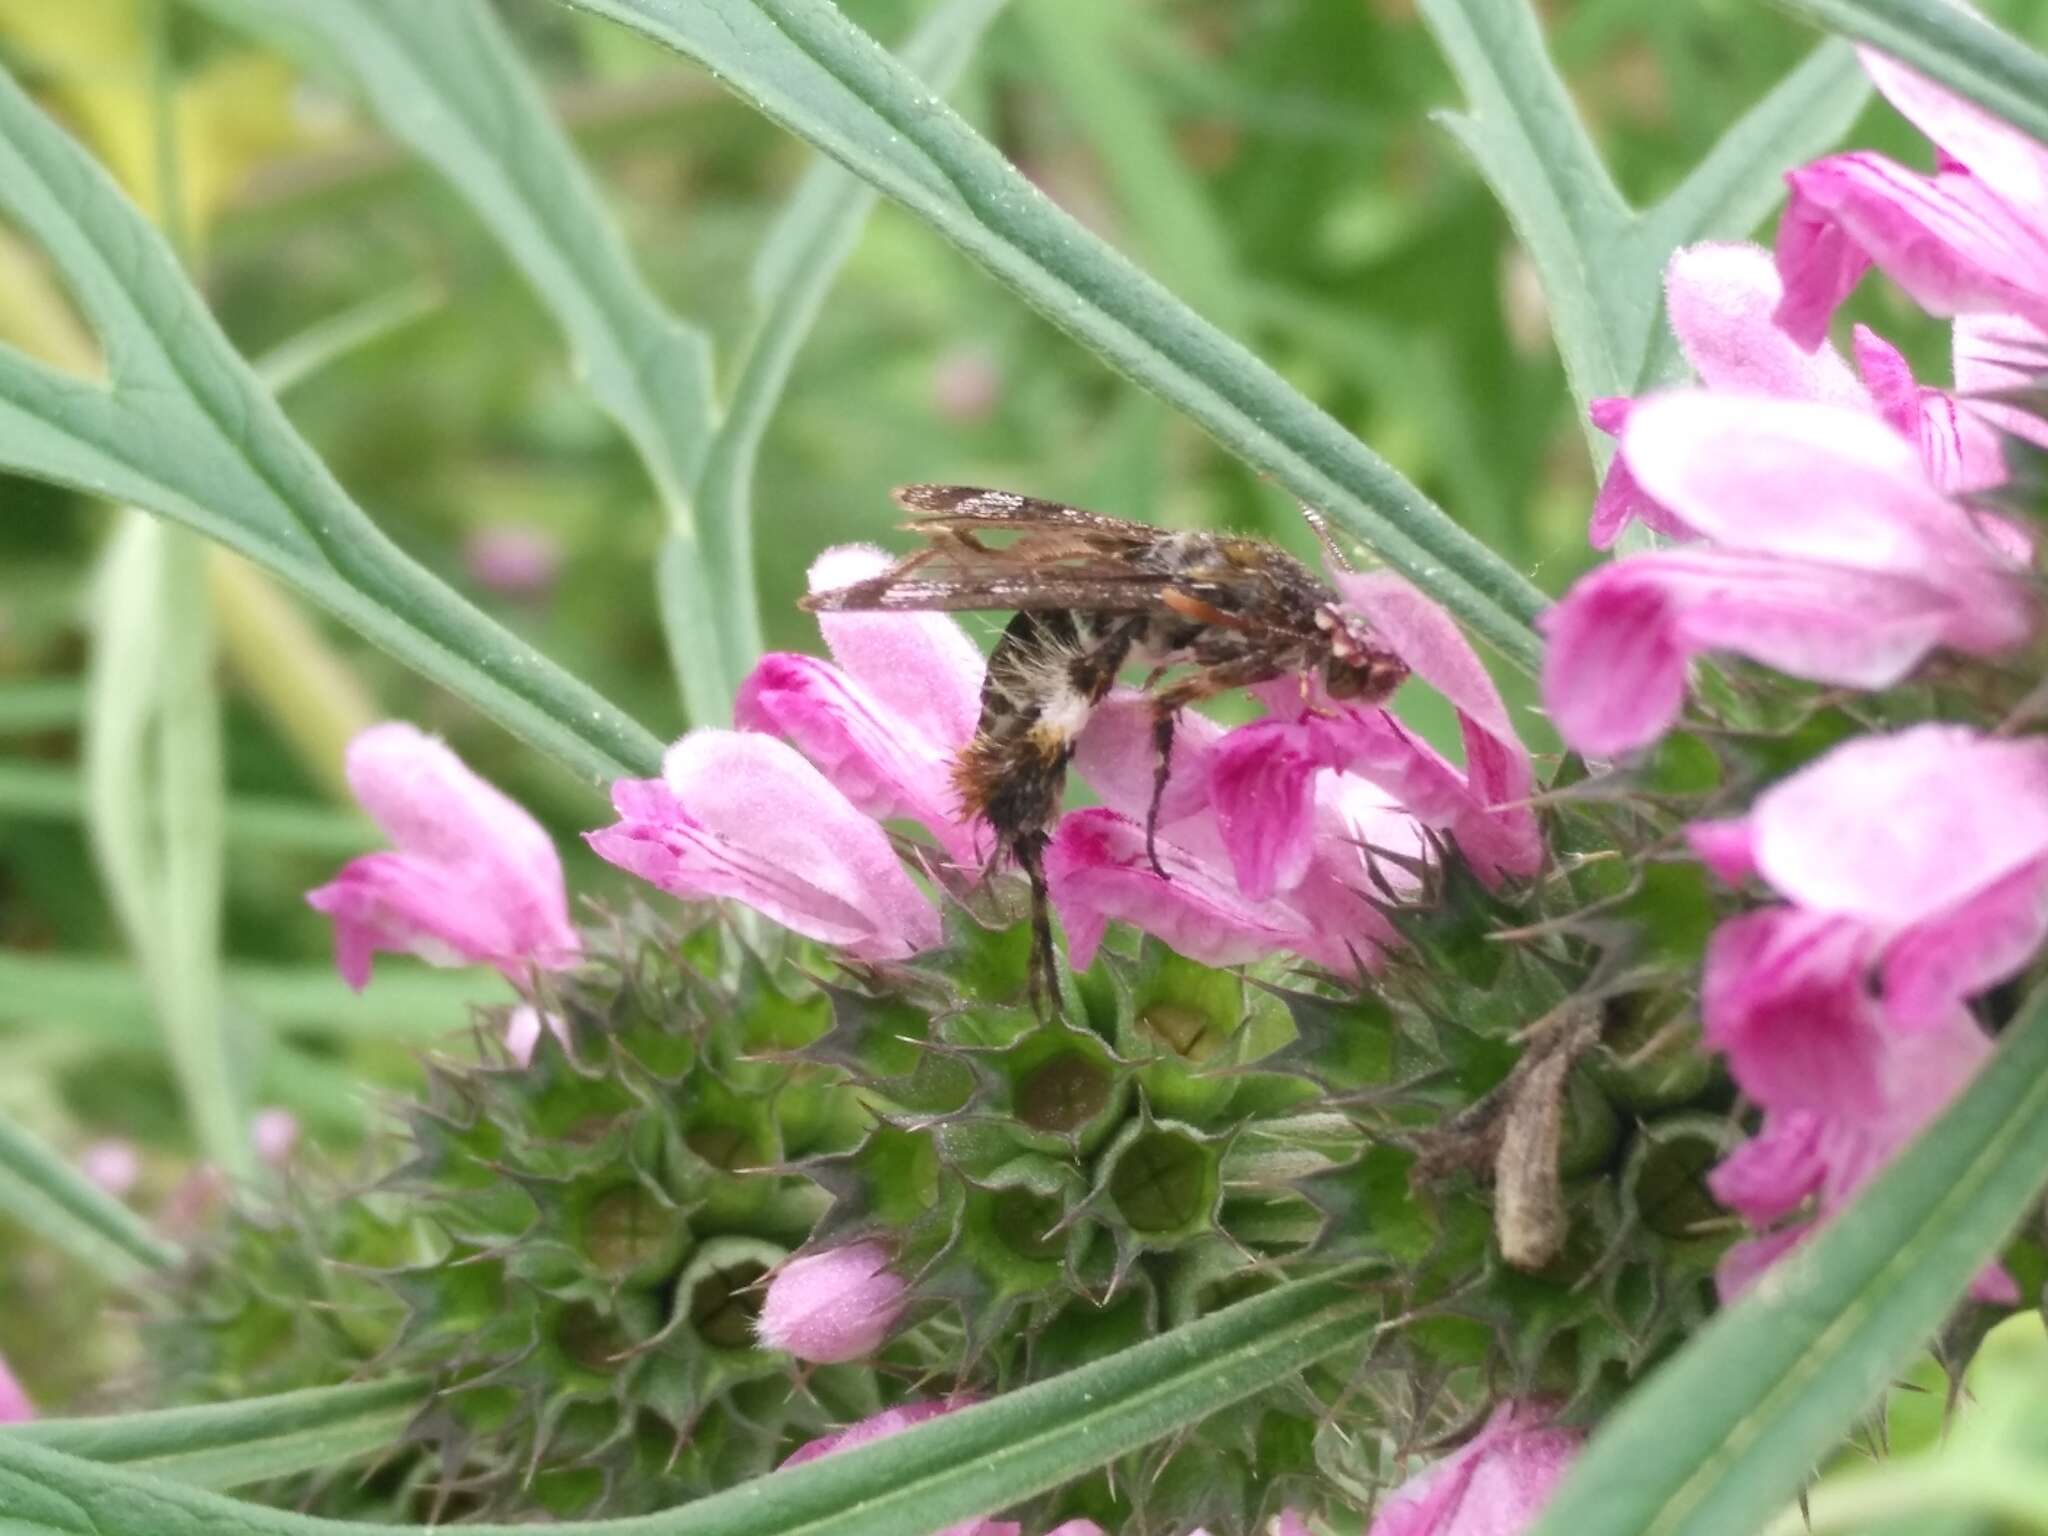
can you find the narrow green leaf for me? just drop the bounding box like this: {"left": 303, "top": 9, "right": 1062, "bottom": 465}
{"left": 193, "top": 0, "right": 734, "bottom": 723}
{"left": 1011, "top": 0, "right": 1242, "bottom": 331}
{"left": 153, "top": 528, "right": 239, "bottom": 1178}
{"left": 0, "top": 953, "right": 487, "bottom": 1044}
{"left": 1528, "top": 980, "right": 2048, "bottom": 1536}
{"left": 0, "top": 764, "right": 375, "bottom": 853}
{"left": 84, "top": 519, "right": 246, "bottom": 1178}
{"left": 555, "top": 0, "right": 1550, "bottom": 670}
{"left": 0, "top": 57, "right": 662, "bottom": 787}
{"left": 0, "top": 1263, "right": 1382, "bottom": 1536}
{"left": 693, "top": 0, "right": 1009, "bottom": 660}
{"left": 1776, "top": 0, "right": 2048, "bottom": 153}
{"left": 1414, "top": 0, "right": 1638, "bottom": 424}
{"left": 9, "top": 1378, "right": 428, "bottom": 1492}
{"left": 0, "top": 1110, "right": 179, "bottom": 1282}
{"left": 1417, "top": 2, "right": 1872, "bottom": 444}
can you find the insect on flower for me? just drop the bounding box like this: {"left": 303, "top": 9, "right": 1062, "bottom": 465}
{"left": 801, "top": 485, "right": 1409, "bottom": 1007}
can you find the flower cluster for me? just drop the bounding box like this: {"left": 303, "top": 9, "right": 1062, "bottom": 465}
{"left": 1544, "top": 43, "right": 2048, "bottom": 1299}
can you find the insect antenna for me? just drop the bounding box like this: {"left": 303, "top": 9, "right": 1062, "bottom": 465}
{"left": 1298, "top": 503, "right": 1354, "bottom": 573}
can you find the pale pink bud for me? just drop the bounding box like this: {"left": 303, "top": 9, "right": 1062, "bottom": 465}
{"left": 79, "top": 1139, "right": 140, "bottom": 1197}
{"left": 756, "top": 1239, "right": 909, "bottom": 1363}
{"left": 251, "top": 1108, "right": 300, "bottom": 1167}
{"left": 463, "top": 525, "right": 562, "bottom": 599}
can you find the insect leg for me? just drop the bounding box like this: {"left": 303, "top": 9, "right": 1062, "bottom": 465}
{"left": 1146, "top": 708, "right": 1175, "bottom": 878}
{"left": 1143, "top": 654, "right": 1295, "bottom": 878}
{"left": 1015, "top": 831, "right": 1060, "bottom": 1017}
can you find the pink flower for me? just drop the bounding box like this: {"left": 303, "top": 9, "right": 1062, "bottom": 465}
{"left": 79, "top": 1139, "right": 140, "bottom": 1197}
{"left": 756, "top": 1240, "right": 910, "bottom": 1363}
{"left": 307, "top": 723, "right": 581, "bottom": 990}
{"left": 1588, "top": 242, "right": 2012, "bottom": 551}
{"left": 1204, "top": 568, "right": 1539, "bottom": 894}
{"left": 931, "top": 347, "right": 1002, "bottom": 424}
{"left": 463, "top": 525, "right": 562, "bottom": 599}
{"left": 0, "top": 1355, "right": 32, "bottom": 1423}
{"left": 1368, "top": 1400, "right": 1581, "bottom": 1536}
{"left": 251, "top": 1108, "right": 300, "bottom": 1168}
{"left": 1542, "top": 394, "right": 2034, "bottom": 755}
{"left": 1692, "top": 725, "right": 2048, "bottom": 1300}
{"left": 736, "top": 546, "right": 986, "bottom": 867}
{"left": 1053, "top": 695, "right": 1418, "bottom": 974}
{"left": 1775, "top": 48, "right": 2048, "bottom": 348}
{"left": 1694, "top": 725, "right": 2048, "bottom": 1044}
{"left": 783, "top": 1401, "right": 1019, "bottom": 1536}
{"left": 586, "top": 730, "right": 942, "bottom": 961}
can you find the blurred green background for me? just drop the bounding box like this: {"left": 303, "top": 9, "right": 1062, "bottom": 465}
{"left": 2, "top": 0, "right": 2046, "bottom": 1407}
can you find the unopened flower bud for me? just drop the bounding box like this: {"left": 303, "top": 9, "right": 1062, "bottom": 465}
{"left": 0, "top": 1354, "right": 31, "bottom": 1423}
{"left": 79, "top": 1139, "right": 140, "bottom": 1197}
{"left": 755, "top": 1239, "right": 909, "bottom": 1363}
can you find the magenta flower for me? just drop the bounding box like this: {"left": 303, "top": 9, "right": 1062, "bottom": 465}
{"left": 783, "top": 1400, "right": 1019, "bottom": 1536}
{"left": 755, "top": 1239, "right": 910, "bottom": 1363}
{"left": 0, "top": 1354, "right": 31, "bottom": 1423}
{"left": 307, "top": 723, "right": 581, "bottom": 990}
{"left": 586, "top": 730, "right": 942, "bottom": 961}
{"left": 1542, "top": 394, "right": 2034, "bottom": 756}
{"left": 1053, "top": 694, "right": 1417, "bottom": 975}
{"left": 1775, "top": 47, "right": 2048, "bottom": 348}
{"left": 1367, "top": 1400, "right": 1581, "bottom": 1536}
{"left": 1693, "top": 725, "right": 2048, "bottom": 1048}
{"left": 736, "top": 545, "right": 986, "bottom": 867}
{"left": 1691, "top": 725, "right": 2048, "bottom": 1300}
{"left": 1202, "top": 568, "right": 1540, "bottom": 890}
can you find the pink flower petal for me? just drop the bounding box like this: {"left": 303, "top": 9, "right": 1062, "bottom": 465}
{"left": 1046, "top": 810, "right": 1364, "bottom": 974}
{"left": 1776, "top": 152, "right": 2048, "bottom": 342}
{"left": 1324, "top": 571, "right": 1542, "bottom": 880}
{"left": 586, "top": 732, "right": 941, "bottom": 961}
{"left": 1209, "top": 719, "right": 1323, "bottom": 901}
{"left": 1622, "top": 394, "right": 2023, "bottom": 599}
{"left": 308, "top": 724, "right": 580, "bottom": 989}
{"left": 1773, "top": 169, "right": 1876, "bottom": 348}
{"left": 1881, "top": 858, "right": 2048, "bottom": 1031}
{"left": 1540, "top": 551, "right": 1960, "bottom": 756}
{"left": 1667, "top": 242, "right": 1872, "bottom": 405}
{"left": 1858, "top": 48, "right": 2048, "bottom": 228}
{"left": 1070, "top": 690, "right": 1221, "bottom": 828}
{"left": 1368, "top": 1400, "right": 1580, "bottom": 1536}
{"left": 1686, "top": 818, "right": 1758, "bottom": 887}
{"left": 0, "top": 1355, "right": 32, "bottom": 1424}
{"left": 1743, "top": 725, "right": 2048, "bottom": 926}
{"left": 1955, "top": 311, "right": 2048, "bottom": 458}
{"left": 782, "top": 1400, "right": 1014, "bottom": 1536}
{"left": 736, "top": 653, "right": 980, "bottom": 864}
{"left": 1702, "top": 909, "right": 1888, "bottom": 1117}
{"left": 1706, "top": 1111, "right": 1825, "bottom": 1224}
{"left": 807, "top": 546, "right": 986, "bottom": 753}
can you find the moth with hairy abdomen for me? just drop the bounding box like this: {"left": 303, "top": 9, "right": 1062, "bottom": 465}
{"left": 801, "top": 485, "right": 1409, "bottom": 1007}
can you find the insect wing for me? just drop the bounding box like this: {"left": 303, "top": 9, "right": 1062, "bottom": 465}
{"left": 890, "top": 484, "right": 1159, "bottom": 542}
